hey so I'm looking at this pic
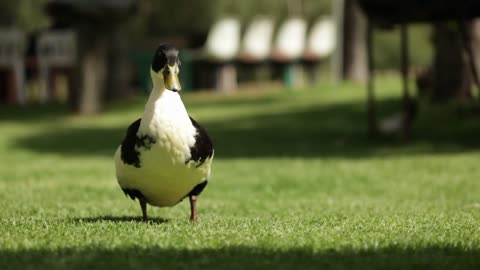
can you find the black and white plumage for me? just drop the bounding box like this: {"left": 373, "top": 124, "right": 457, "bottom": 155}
{"left": 114, "top": 44, "right": 214, "bottom": 222}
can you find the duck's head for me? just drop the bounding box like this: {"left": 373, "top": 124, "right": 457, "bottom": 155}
{"left": 151, "top": 44, "right": 181, "bottom": 92}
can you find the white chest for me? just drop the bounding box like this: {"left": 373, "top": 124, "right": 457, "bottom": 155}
{"left": 139, "top": 90, "right": 197, "bottom": 163}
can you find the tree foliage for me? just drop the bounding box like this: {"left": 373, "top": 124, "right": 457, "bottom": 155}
{"left": 128, "top": 0, "right": 332, "bottom": 37}
{"left": 0, "top": 0, "right": 49, "bottom": 31}
{"left": 0, "top": 0, "right": 433, "bottom": 69}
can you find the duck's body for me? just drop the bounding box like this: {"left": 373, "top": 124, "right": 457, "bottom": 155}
{"left": 114, "top": 44, "right": 213, "bottom": 221}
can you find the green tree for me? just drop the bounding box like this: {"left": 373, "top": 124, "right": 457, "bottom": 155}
{"left": 0, "top": 0, "right": 49, "bottom": 30}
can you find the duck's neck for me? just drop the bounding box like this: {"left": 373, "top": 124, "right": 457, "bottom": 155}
{"left": 145, "top": 73, "right": 167, "bottom": 107}
{"left": 138, "top": 85, "right": 166, "bottom": 135}
{"left": 145, "top": 84, "right": 166, "bottom": 109}
{"left": 138, "top": 84, "right": 191, "bottom": 136}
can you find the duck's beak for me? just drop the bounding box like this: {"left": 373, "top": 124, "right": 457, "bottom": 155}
{"left": 163, "top": 64, "right": 181, "bottom": 92}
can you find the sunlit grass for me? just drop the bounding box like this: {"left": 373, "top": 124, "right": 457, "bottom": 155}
{"left": 1, "top": 78, "right": 480, "bottom": 269}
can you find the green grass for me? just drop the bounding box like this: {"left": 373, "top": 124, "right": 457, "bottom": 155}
{"left": 1, "top": 78, "right": 480, "bottom": 269}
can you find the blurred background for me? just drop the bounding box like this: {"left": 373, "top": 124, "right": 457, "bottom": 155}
{"left": 1, "top": 0, "right": 480, "bottom": 138}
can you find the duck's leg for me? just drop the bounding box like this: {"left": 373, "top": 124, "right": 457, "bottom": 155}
{"left": 189, "top": 195, "right": 197, "bottom": 223}
{"left": 139, "top": 198, "right": 148, "bottom": 222}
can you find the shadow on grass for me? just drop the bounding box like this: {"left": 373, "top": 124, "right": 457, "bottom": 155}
{"left": 13, "top": 127, "right": 126, "bottom": 156}
{"left": 0, "top": 103, "right": 69, "bottom": 122}
{"left": 184, "top": 93, "right": 281, "bottom": 109}
{"left": 10, "top": 98, "right": 480, "bottom": 159}
{"left": 1, "top": 246, "right": 479, "bottom": 270}
{"left": 72, "top": 216, "right": 169, "bottom": 224}
{"left": 0, "top": 94, "right": 277, "bottom": 122}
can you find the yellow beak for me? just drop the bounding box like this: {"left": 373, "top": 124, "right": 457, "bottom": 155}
{"left": 163, "top": 64, "right": 181, "bottom": 91}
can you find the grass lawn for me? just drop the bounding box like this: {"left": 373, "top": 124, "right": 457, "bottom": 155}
{"left": 1, "top": 78, "right": 480, "bottom": 269}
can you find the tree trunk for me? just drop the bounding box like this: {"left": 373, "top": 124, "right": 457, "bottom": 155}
{"left": 469, "top": 19, "right": 480, "bottom": 97}
{"left": 431, "top": 23, "right": 472, "bottom": 102}
{"left": 69, "top": 33, "right": 107, "bottom": 114}
{"left": 0, "top": 1, "right": 18, "bottom": 26}
{"left": 342, "top": 0, "right": 368, "bottom": 82}
{"left": 104, "top": 28, "right": 133, "bottom": 101}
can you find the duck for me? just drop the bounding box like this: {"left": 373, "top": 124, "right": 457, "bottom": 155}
{"left": 114, "top": 44, "right": 214, "bottom": 222}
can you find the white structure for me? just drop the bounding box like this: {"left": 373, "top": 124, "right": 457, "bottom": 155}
{"left": 37, "top": 30, "right": 77, "bottom": 102}
{"left": 272, "top": 17, "right": 307, "bottom": 60}
{"left": 0, "top": 28, "right": 26, "bottom": 104}
{"left": 304, "top": 17, "right": 336, "bottom": 59}
{"left": 199, "top": 17, "right": 241, "bottom": 91}
{"left": 204, "top": 17, "right": 241, "bottom": 61}
{"left": 240, "top": 16, "right": 274, "bottom": 61}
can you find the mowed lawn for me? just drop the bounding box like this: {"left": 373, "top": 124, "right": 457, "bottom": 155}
{"left": 1, "top": 79, "right": 480, "bottom": 269}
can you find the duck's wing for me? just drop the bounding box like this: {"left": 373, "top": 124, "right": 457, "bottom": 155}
{"left": 120, "top": 118, "right": 156, "bottom": 168}
{"left": 120, "top": 118, "right": 142, "bottom": 168}
{"left": 187, "top": 116, "right": 214, "bottom": 167}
